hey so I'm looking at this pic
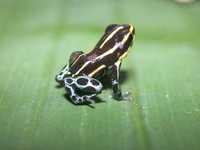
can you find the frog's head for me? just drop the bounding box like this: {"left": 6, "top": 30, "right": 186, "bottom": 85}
{"left": 95, "top": 24, "right": 135, "bottom": 50}
{"left": 55, "top": 51, "right": 84, "bottom": 83}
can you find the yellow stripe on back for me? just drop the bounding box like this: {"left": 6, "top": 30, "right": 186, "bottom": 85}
{"left": 74, "top": 61, "right": 91, "bottom": 76}
{"left": 96, "top": 31, "right": 132, "bottom": 60}
{"left": 99, "top": 26, "right": 124, "bottom": 49}
{"left": 88, "top": 65, "right": 106, "bottom": 77}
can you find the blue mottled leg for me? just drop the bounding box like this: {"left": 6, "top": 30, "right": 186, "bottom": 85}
{"left": 64, "top": 77, "right": 98, "bottom": 104}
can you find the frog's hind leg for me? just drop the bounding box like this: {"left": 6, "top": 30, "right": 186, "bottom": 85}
{"left": 64, "top": 77, "right": 98, "bottom": 104}
{"left": 63, "top": 75, "right": 103, "bottom": 104}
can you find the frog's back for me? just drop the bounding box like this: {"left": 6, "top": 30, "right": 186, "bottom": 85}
{"left": 70, "top": 24, "right": 134, "bottom": 78}
{"left": 69, "top": 54, "right": 105, "bottom": 78}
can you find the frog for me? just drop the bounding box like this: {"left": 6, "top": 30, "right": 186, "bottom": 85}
{"left": 55, "top": 24, "right": 135, "bottom": 104}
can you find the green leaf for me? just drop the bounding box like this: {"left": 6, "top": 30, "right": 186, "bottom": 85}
{"left": 0, "top": 0, "right": 200, "bottom": 150}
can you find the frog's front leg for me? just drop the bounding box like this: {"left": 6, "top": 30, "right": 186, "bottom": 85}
{"left": 55, "top": 64, "right": 70, "bottom": 83}
{"left": 110, "top": 61, "right": 131, "bottom": 101}
{"left": 64, "top": 76, "right": 103, "bottom": 104}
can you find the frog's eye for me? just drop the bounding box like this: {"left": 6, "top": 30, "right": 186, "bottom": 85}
{"left": 69, "top": 51, "right": 84, "bottom": 66}
{"left": 105, "top": 24, "right": 118, "bottom": 33}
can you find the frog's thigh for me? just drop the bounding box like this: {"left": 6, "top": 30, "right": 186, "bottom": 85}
{"left": 66, "top": 76, "right": 102, "bottom": 104}
{"left": 75, "top": 76, "right": 103, "bottom": 94}
{"left": 110, "top": 60, "right": 122, "bottom": 98}
{"left": 64, "top": 84, "right": 84, "bottom": 104}
{"left": 64, "top": 84, "right": 76, "bottom": 98}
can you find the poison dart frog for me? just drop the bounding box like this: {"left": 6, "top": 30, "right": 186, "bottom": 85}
{"left": 55, "top": 24, "right": 135, "bottom": 104}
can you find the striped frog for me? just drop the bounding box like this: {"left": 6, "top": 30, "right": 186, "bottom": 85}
{"left": 56, "top": 24, "right": 135, "bottom": 104}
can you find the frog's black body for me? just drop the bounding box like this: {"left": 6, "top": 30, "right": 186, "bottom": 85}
{"left": 70, "top": 24, "right": 133, "bottom": 79}
{"left": 56, "top": 24, "right": 135, "bottom": 104}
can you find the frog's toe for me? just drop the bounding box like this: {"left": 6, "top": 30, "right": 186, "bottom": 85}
{"left": 121, "top": 91, "right": 132, "bottom": 101}
{"left": 83, "top": 97, "right": 94, "bottom": 104}
{"left": 113, "top": 91, "right": 132, "bottom": 101}
{"left": 71, "top": 94, "right": 97, "bottom": 105}
{"left": 70, "top": 95, "right": 79, "bottom": 104}
{"left": 83, "top": 94, "right": 96, "bottom": 104}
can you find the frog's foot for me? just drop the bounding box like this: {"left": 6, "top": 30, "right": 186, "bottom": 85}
{"left": 72, "top": 94, "right": 96, "bottom": 105}
{"left": 113, "top": 91, "right": 132, "bottom": 101}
